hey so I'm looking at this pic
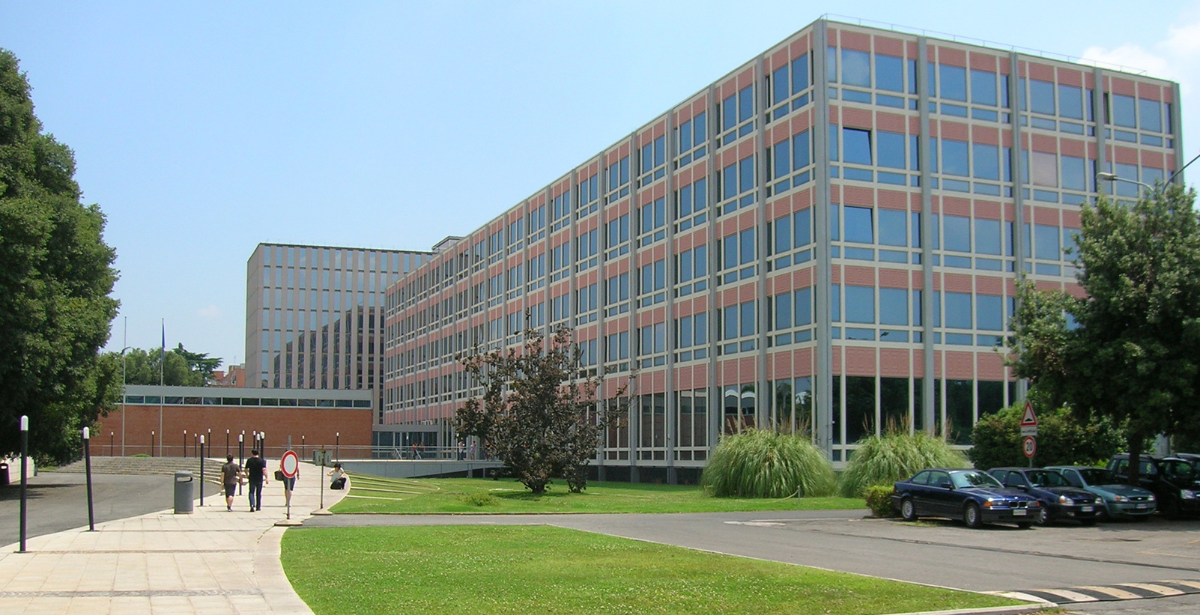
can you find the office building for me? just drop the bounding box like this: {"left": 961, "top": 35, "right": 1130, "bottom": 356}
{"left": 246, "top": 243, "right": 431, "bottom": 423}
{"left": 382, "top": 18, "right": 1183, "bottom": 481}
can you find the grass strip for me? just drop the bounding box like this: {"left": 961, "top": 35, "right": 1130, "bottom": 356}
{"left": 330, "top": 476, "right": 865, "bottom": 514}
{"left": 282, "top": 525, "right": 1024, "bottom": 615}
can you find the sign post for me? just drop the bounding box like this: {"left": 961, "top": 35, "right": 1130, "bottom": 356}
{"left": 280, "top": 450, "right": 299, "bottom": 520}
{"left": 83, "top": 427, "right": 94, "bottom": 531}
{"left": 313, "top": 449, "right": 331, "bottom": 513}
{"left": 19, "top": 415, "right": 28, "bottom": 552}
{"left": 1020, "top": 401, "right": 1039, "bottom": 466}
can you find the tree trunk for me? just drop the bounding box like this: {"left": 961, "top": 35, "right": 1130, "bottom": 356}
{"left": 1127, "top": 431, "right": 1143, "bottom": 488}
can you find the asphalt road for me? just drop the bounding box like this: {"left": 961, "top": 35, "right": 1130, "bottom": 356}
{"left": 0, "top": 472, "right": 186, "bottom": 546}
{"left": 302, "top": 509, "right": 1200, "bottom": 613}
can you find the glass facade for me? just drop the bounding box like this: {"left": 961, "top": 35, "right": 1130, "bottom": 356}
{"left": 380, "top": 20, "right": 1182, "bottom": 474}
{"left": 246, "top": 244, "right": 431, "bottom": 423}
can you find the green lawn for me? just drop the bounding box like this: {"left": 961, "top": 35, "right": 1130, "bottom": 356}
{"left": 330, "top": 475, "right": 865, "bottom": 514}
{"left": 282, "top": 526, "right": 1025, "bottom": 615}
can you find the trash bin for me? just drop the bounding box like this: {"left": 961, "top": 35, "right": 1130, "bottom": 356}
{"left": 0, "top": 462, "right": 8, "bottom": 487}
{"left": 174, "top": 471, "right": 194, "bottom": 514}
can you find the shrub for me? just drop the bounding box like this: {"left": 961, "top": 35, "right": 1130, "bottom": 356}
{"left": 968, "top": 404, "right": 1125, "bottom": 470}
{"left": 701, "top": 429, "right": 836, "bottom": 498}
{"left": 864, "top": 485, "right": 897, "bottom": 517}
{"left": 839, "top": 432, "right": 968, "bottom": 497}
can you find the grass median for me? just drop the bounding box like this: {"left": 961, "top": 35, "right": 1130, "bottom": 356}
{"left": 331, "top": 475, "right": 865, "bottom": 514}
{"left": 283, "top": 525, "right": 1024, "bottom": 615}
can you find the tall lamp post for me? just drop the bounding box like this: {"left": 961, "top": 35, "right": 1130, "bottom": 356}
{"left": 226, "top": 429, "right": 230, "bottom": 457}
{"left": 238, "top": 432, "right": 244, "bottom": 496}
{"left": 118, "top": 343, "right": 133, "bottom": 456}
{"left": 19, "top": 415, "right": 28, "bottom": 552}
{"left": 183, "top": 430, "right": 187, "bottom": 458}
{"left": 150, "top": 431, "right": 155, "bottom": 457}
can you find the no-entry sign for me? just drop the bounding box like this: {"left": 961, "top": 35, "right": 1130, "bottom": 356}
{"left": 280, "top": 450, "right": 299, "bottom": 478}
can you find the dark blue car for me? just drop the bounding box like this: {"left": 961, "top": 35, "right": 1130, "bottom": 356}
{"left": 988, "top": 468, "right": 1101, "bottom": 525}
{"left": 892, "top": 469, "right": 1042, "bottom": 529}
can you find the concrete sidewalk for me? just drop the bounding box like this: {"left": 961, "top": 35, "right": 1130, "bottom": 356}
{"left": 0, "top": 461, "right": 343, "bottom": 614}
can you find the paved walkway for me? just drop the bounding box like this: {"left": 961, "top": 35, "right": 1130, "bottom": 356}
{"left": 0, "top": 462, "right": 343, "bottom": 615}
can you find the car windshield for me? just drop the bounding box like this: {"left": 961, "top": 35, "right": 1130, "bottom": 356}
{"left": 1077, "top": 469, "right": 1115, "bottom": 485}
{"left": 951, "top": 471, "right": 1003, "bottom": 489}
{"left": 1026, "top": 470, "right": 1069, "bottom": 487}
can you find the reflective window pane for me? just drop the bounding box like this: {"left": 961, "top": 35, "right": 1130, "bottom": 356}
{"left": 844, "top": 206, "right": 874, "bottom": 244}
{"left": 842, "top": 49, "right": 871, "bottom": 87}
{"left": 970, "top": 69, "right": 997, "bottom": 106}
{"left": 845, "top": 286, "right": 875, "bottom": 324}
{"left": 876, "top": 54, "right": 904, "bottom": 92}
{"left": 879, "top": 209, "right": 907, "bottom": 247}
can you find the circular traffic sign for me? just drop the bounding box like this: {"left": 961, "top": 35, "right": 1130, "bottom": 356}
{"left": 280, "top": 450, "right": 299, "bottom": 478}
{"left": 1022, "top": 436, "right": 1037, "bottom": 459}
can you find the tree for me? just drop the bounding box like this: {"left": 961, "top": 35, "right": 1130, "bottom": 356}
{"left": 967, "top": 403, "right": 1126, "bottom": 470}
{"left": 454, "top": 325, "right": 625, "bottom": 494}
{"left": 1007, "top": 184, "right": 1200, "bottom": 485}
{"left": 0, "top": 49, "right": 120, "bottom": 463}
{"left": 107, "top": 344, "right": 222, "bottom": 387}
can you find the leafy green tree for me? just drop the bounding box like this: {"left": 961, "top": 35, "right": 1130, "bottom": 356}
{"left": 0, "top": 49, "right": 119, "bottom": 463}
{"left": 109, "top": 346, "right": 220, "bottom": 387}
{"left": 967, "top": 404, "right": 1126, "bottom": 470}
{"left": 1007, "top": 184, "right": 1200, "bottom": 484}
{"left": 455, "top": 325, "right": 624, "bottom": 494}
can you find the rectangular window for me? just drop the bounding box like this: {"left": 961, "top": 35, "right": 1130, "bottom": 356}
{"left": 972, "top": 143, "right": 1000, "bottom": 180}
{"left": 1035, "top": 224, "right": 1061, "bottom": 261}
{"left": 1030, "top": 80, "right": 1055, "bottom": 115}
{"left": 942, "top": 139, "right": 969, "bottom": 176}
{"left": 842, "top": 49, "right": 871, "bottom": 87}
{"left": 879, "top": 288, "right": 908, "bottom": 325}
{"left": 795, "top": 287, "right": 812, "bottom": 325}
{"left": 1058, "top": 85, "right": 1083, "bottom": 120}
{"left": 876, "top": 54, "right": 903, "bottom": 92}
{"left": 1112, "top": 94, "right": 1137, "bottom": 128}
{"left": 1061, "top": 155, "right": 1086, "bottom": 191}
{"left": 939, "top": 65, "right": 967, "bottom": 101}
{"left": 845, "top": 285, "right": 875, "bottom": 324}
{"left": 1139, "top": 99, "right": 1162, "bottom": 133}
{"left": 843, "top": 128, "right": 872, "bottom": 165}
{"left": 975, "top": 219, "right": 1001, "bottom": 255}
{"left": 976, "top": 295, "right": 1003, "bottom": 330}
{"left": 640, "top": 198, "right": 666, "bottom": 236}
{"left": 793, "top": 130, "right": 812, "bottom": 170}
{"left": 877, "top": 131, "right": 905, "bottom": 169}
{"left": 844, "top": 206, "right": 874, "bottom": 244}
{"left": 970, "top": 70, "right": 997, "bottom": 106}
{"left": 945, "top": 292, "right": 972, "bottom": 329}
{"left": 774, "top": 292, "right": 792, "bottom": 330}
{"left": 878, "top": 209, "right": 906, "bottom": 247}
{"left": 1031, "top": 151, "right": 1059, "bottom": 188}
{"left": 944, "top": 215, "right": 971, "bottom": 253}
{"left": 794, "top": 208, "right": 812, "bottom": 247}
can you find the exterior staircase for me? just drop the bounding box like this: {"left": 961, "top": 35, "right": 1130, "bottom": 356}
{"left": 52, "top": 456, "right": 226, "bottom": 485}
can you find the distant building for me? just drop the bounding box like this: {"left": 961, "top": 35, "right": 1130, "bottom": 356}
{"left": 209, "top": 364, "right": 244, "bottom": 388}
{"left": 381, "top": 18, "right": 1183, "bottom": 482}
{"left": 245, "top": 243, "right": 431, "bottom": 423}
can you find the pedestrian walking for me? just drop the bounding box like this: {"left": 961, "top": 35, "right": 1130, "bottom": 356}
{"left": 244, "top": 449, "right": 268, "bottom": 511}
{"left": 220, "top": 455, "right": 241, "bottom": 512}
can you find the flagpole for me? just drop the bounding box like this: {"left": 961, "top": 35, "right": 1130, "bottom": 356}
{"left": 159, "top": 318, "right": 165, "bottom": 457}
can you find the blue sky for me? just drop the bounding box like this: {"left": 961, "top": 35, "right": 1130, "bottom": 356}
{"left": 1, "top": 1, "right": 1197, "bottom": 368}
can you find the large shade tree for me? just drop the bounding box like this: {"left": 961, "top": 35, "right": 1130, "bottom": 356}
{"left": 455, "top": 325, "right": 625, "bottom": 494}
{"left": 0, "top": 49, "right": 120, "bottom": 462}
{"left": 1007, "top": 184, "right": 1200, "bottom": 484}
{"left": 107, "top": 344, "right": 223, "bottom": 387}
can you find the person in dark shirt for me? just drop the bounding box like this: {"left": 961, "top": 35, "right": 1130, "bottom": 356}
{"left": 220, "top": 455, "right": 241, "bottom": 512}
{"left": 244, "top": 449, "right": 268, "bottom": 511}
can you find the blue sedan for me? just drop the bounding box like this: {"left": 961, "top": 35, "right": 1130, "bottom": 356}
{"left": 892, "top": 469, "right": 1042, "bottom": 529}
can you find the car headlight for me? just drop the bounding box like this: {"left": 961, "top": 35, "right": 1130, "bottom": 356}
{"left": 1059, "top": 495, "right": 1074, "bottom": 506}
{"left": 1148, "top": 494, "right": 1156, "bottom": 501}
{"left": 982, "top": 499, "right": 994, "bottom": 508}
{"left": 1112, "top": 495, "right": 1128, "bottom": 502}
{"left": 1028, "top": 500, "right": 1040, "bottom": 507}
{"left": 1182, "top": 490, "right": 1196, "bottom": 500}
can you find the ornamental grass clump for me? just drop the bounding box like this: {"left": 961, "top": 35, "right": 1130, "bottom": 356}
{"left": 838, "top": 432, "right": 968, "bottom": 498}
{"left": 701, "top": 429, "right": 836, "bottom": 498}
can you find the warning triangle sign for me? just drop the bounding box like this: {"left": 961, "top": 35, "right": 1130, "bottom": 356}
{"left": 1020, "top": 401, "right": 1038, "bottom": 427}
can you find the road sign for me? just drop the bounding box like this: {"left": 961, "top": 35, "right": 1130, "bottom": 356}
{"left": 312, "top": 450, "right": 331, "bottom": 467}
{"left": 1020, "top": 401, "right": 1038, "bottom": 436}
{"left": 280, "top": 450, "right": 299, "bottom": 478}
{"left": 1023, "top": 436, "right": 1037, "bottom": 459}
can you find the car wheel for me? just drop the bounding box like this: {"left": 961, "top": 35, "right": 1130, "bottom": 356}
{"left": 1035, "top": 508, "right": 1050, "bottom": 526}
{"left": 1016, "top": 522, "right": 1033, "bottom": 529}
{"left": 900, "top": 497, "right": 917, "bottom": 522}
{"left": 964, "top": 502, "right": 983, "bottom": 529}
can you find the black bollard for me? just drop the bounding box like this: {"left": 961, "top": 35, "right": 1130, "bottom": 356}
{"left": 83, "top": 427, "right": 94, "bottom": 531}
{"left": 19, "top": 415, "right": 28, "bottom": 552}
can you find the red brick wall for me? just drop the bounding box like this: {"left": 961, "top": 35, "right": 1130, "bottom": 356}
{"left": 95, "top": 404, "right": 372, "bottom": 458}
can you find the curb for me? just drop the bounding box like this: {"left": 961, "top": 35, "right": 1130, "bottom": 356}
{"left": 882, "top": 604, "right": 1055, "bottom": 615}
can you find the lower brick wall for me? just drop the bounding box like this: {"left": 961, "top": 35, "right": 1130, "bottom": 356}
{"left": 95, "top": 404, "right": 372, "bottom": 459}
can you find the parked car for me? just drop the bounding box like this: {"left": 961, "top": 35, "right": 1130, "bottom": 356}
{"left": 892, "top": 469, "right": 1042, "bottom": 529}
{"left": 1047, "top": 466, "right": 1156, "bottom": 520}
{"left": 1107, "top": 454, "right": 1200, "bottom": 519}
{"left": 986, "top": 468, "right": 1099, "bottom": 525}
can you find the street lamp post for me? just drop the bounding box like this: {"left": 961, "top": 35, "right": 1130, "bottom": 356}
{"left": 199, "top": 435, "right": 205, "bottom": 507}
{"left": 183, "top": 430, "right": 187, "bottom": 458}
{"left": 82, "top": 427, "right": 94, "bottom": 530}
{"left": 1097, "top": 151, "right": 1199, "bottom": 197}
{"left": 238, "top": 432, "right": 244, "bottom": 496}
{"left": 118, "top": 343, "right": 133, "bottom": 456}
{"left": 110, "top": 431, "right": 114, "bottom": 457}
{"left": 151, "top": 431, "right": 155, "bottom": 457}
{"left": 335, "top": 432, "right": 340, "bottom": 462}
{"left": 19, "top": 415, "right": 28, "bottom": 552}
{"left": 226, "top": 429, "right": 230, "bottom": 456}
